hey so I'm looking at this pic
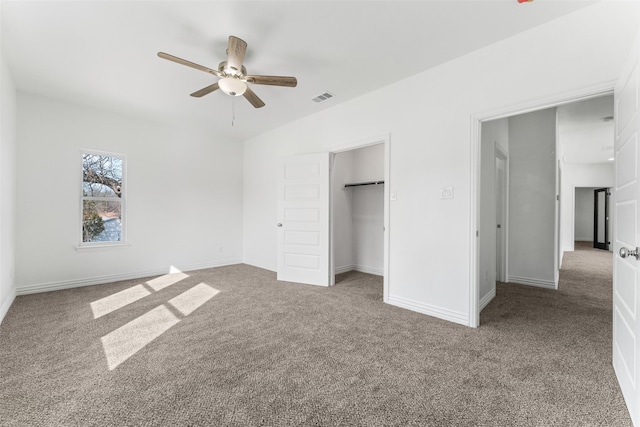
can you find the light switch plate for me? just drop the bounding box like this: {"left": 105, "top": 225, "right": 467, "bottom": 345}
{"left": 441, "top": 186, "right": 453, "bottom": 199}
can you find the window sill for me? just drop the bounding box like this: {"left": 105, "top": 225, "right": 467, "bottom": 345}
{"left": 75, "top": 243, "right": 131, "bottom": 252}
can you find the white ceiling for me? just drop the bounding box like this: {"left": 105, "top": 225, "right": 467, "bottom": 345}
{"left": 1, "top": 0, "right": 598, "bottom": 141}
{"left": 558, "top": 95, "right": 614, "bottom": 165}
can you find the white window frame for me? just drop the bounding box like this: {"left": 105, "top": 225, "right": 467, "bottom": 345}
{"left": 78, "top": 149, "right": 127, "bottom": 249}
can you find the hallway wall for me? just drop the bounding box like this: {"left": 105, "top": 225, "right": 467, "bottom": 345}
{"left": 508, "top": 108, "right": 557, "bottom": 289}
{"left": 575, "top": 187, "right": 596, "bottom": 242}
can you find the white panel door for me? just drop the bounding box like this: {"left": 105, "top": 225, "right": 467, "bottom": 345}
{"left": 277, "top": 153, "right": 329, "bottom": 286}
{"left": 613, "top": 30, "right": 640, "bottom": 426}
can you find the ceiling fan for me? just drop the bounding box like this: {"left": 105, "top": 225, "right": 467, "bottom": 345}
{"left": 158, "top": 36, "right": 297, "bottom": 108}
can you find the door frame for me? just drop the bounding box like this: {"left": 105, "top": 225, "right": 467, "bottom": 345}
{"left": 329, "top": 134, "right": 390, "bottom": 302}
{"left": 495, "top": 145, "right": 509, "bottom": 283}
{"left": 469, "top": 81, "right": 615, "bottom": 328}
{"left": 593, "top": 187, "right": 610, "bottom": 250}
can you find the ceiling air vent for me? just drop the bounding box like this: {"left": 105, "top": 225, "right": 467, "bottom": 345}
{"left": 312, "top": 91, "right": 335, "bottom": 103}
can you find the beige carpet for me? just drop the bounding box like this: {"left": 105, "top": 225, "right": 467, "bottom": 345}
{"left": 0, "top": 245, "right": 630, "bottom": 426}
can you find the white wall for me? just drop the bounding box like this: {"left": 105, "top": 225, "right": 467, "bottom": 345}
{"left": 332, "top": 144, "right": 384, "bottom": 275}
{"left": 574, "top": 187, "right": 595, "bottom": 242}
{"left": 242, "top": 2, "right": 640, "bottom": 326}
{"left": 479, "top": 118, "right": 508, "bottom": 309}
{"left": 560, "top": 163, "right": 615, "bottom": 255}
{"left": 508, "top": 108, "right": 557, "bottom": 289}
{"left": 350, "top": 144, "right": 384, "bottom": 183}
{"left": 15, "top": 93, "right": 244, "bottom": 293}
{"left": 0, "top": 53, "right": 17, "bottom": 323}
{"left": 351, "top": 184, "right": 384, "bottom": 275}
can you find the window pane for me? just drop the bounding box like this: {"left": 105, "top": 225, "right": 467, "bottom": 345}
{"left": 82, "top": 154, "right": 123, "bottom": 197}
{"left": 83, "top": 200, "right": 122, "bottom": 243}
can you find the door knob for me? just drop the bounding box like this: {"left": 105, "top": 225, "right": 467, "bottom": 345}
{"left": 277, "top": 223, "right": 283, "bottom": 227}
{"left": 619, "top": 246, "right": 640, "bottom": 260}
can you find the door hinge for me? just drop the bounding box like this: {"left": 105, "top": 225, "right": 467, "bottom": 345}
{"left": 476, "top": 230, "right": 479, "bottom": 237}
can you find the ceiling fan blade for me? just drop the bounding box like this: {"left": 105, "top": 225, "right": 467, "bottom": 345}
{"left": 243, "top": 86, "right": 265, "bottom": 108}
{"left": 190, "top": 83, "right": 219, "bottom": 98}
{"left": 245, "top": 75, "right": 297, "bottom": 87}
{"left": 157, "top": 52, "right": 221, "bottom": 77}
{"left": 226, "top": 36, "right": 247, "bottom": 73}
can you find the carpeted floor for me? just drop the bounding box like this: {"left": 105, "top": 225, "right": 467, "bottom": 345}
{"left": 0, "top": 243, "right": 630, "bottom": 426}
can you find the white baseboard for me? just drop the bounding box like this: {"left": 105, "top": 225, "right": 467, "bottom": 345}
{"left": 16, "top": 259, "right": 242, "bottom": 295}
{"left": 334, "top": 264, "right": 355, "bottom": 275}
{"left": 354, "top": 265, "right": 383, "bottom": 276}
{"left": 334, "top": 264, "right": 383, "bottom": 276}
{"left": 388, "top": 294, "right": 468, "bottom": 326}
{"left": 242, "top": 258, "right": 276, "bottom": 273}
{"left": 479, "top": 287, "right": 496, "bottom": 311}
{"left": 0, "top": 288, "right": 17, "bottom": 324}
{"left": 243, "top": 261, "right": 383, "bottom": 277}
{"left": 575, "top": 238, "right": 592, "bottom": 243}
{"left": 508, "top": 275, "right": 557, "bottom": 290}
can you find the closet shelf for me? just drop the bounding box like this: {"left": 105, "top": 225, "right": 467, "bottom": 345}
{"left": 344, "top": 180, "right": 384, "bottom": 188}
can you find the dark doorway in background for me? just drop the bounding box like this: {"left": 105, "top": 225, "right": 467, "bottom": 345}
{"left": 593, "top": 187, "right": 610, "bottom": 251}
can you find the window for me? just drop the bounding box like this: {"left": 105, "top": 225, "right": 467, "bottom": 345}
{"left": 81, "top": 150, "right": 125, "bottom": 246}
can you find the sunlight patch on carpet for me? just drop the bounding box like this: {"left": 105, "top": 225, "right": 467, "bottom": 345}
{"left": 100, "top": 282, "right": 220, "bottom": 370}
{"left": 146, "top": 271, "right": 189, "bottom": 292}
{"left": 101, "top": 305, "right": 179, "bottom": 370}
{"left": 91, "top": 285, "right": 151, "bottom": 319}
{"left": 167, "top": 283, "right": 219, "bottom": 316}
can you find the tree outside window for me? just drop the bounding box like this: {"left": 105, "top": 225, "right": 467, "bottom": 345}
{"left": 81, "top": 152, "right": 125, "bottom": 244}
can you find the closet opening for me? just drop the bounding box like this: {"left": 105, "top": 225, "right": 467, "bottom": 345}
{"left": 330, "top": 142, "right": 386, "bottom": 294}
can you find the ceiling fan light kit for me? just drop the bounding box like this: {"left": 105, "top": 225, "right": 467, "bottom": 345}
{"left": 218, "top": 78, "right": 247, "bottom": 96}
{"left": 158, "top": 35, "right": 297, "bottom": 109}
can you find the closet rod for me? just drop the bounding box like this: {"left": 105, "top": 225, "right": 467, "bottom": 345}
{"left": 344, "top": 180, "right": 384, "bottom": 188}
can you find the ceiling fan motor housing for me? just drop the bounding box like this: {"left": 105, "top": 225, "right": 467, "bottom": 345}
{"left": 216, "top": 61, "right": 248, "bottom": 96}
{"left": 218, "top": 61, "right": 247, "bottom": 78}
